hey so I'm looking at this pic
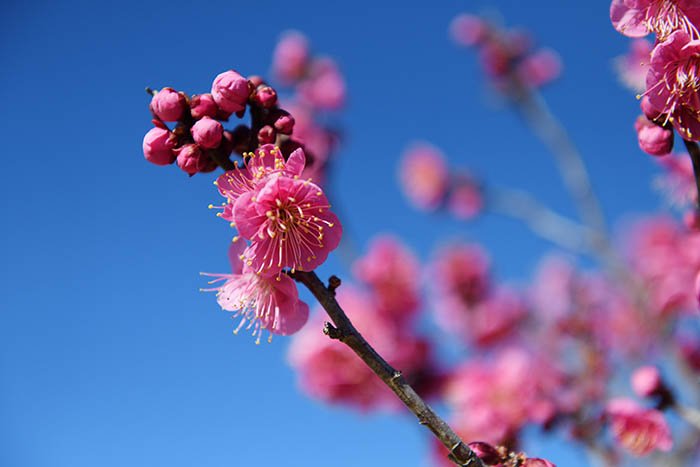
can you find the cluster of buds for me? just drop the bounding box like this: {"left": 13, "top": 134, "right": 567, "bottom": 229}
{"left": 399, "top": 143, "right": 483, "bottom": 219}
{"left": 449, "top": 13, "right": 561, "bottom": 92}
{"left": 142, "top": 70, "right": 299, "bottom": 176}
{"left": 434, "top": 440, "right": 555, "bottom": 467}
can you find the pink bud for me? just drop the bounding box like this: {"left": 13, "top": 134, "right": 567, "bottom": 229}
{"left": 640, "top": 96, "right": 661, "bottom": 122}
{"left": 211, "top": 70, "right": 250, "bottom": 113}
{"left": 635, "top": 116, "right": 673, "bottom": 156}
{"left": 191, "top": 116, "right": 223, "bottom": 149}
{"left": 631, "top": 366, "right": 662, "bottom": 397}
{"left": 190, "top": 93, "right": 219, "bottom": 119}
{"left": 150, "top": 87, "right": 186, "bottom": 122}
{"left": 176, "top": 144, "right": 215, "bottom": 175}
{"left": 518, "top": 49, "right": 561, "bottom": 88}
{"left": 272, "top": 31, "right": 309, "bottom": 83}
{"left": 274, "top": 113, "right": 295, "bottom": 134}
{"left": 254, "top": 86, "right": 278, "bottom": 108}
{"left": 258, "top": 125, "right": 276, "bottom": 145}
{"left": 248, "top": 75, "right": 265, "bottom": 88}
{"left": 449, "top": 14, "right": 487, "bottom": 47}
{"left": 467, "top": 442, "right": 500, "bottom": 465}
{"left": 523, "top": 459, "right": 556, "bottom": 467}
{"left": 142, "top": 127, "right": 176, "bottom": 165}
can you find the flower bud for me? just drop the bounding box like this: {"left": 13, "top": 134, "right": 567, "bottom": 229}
{"left": 258, "top": 125, "right": 277, "bottom": 145}
{"left": 191, "top": 116, "right": 223, "bottom": 149}
{"left": 248, "top": 75, "right": 265, "bottom": 88}
{"left": 631, "top": 366, "right": 662, "bottom": 398}
{"left": 450, "top": 14, "right": 487, "bottom": 47}
{"left": 142, "top": 127, "right": 176, "bottom": 165}
{"left": 274, "top": 112, "right": 295, "bottom": 134}
{"left": 254, "top": 85, "right": 278, "bottom": 108}
{"left": 190, "top": 93, "right": 219, "bottom": 119}
{"left": 176, "top": 144, "right": 214, "bottom": 175}
{"left": 640, "top": 96, "right": 662, "bottom": 122}
{"left": 211, "top": 70, "right": 250, "bottom": 113}
{"left": 467, "top": 442, "right": 500, "bottom": 465}
{"left": 150, "top": 87, "right": 186, "bottom": 122}
{"left": 272, "top": 31, "right": 309, "bottom": 83}
{"left": 635, "top": 116, "right": 673, "bottom": 156}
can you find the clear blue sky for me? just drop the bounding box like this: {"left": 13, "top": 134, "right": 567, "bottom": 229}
{"left": 1, "top": 1, "right": 666, "bottom": 466}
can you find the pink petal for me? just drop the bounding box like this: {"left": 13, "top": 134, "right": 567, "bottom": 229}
{"left": 285, "top": 147, "right": 307, "bottom": 177}
{"left": 233, "top": 191, "right": 266, "bottom": 240}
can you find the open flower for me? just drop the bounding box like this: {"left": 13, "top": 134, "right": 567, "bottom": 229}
{"left": 646, "top": 30, "right": 700, "bottom": 140}
{"left": 610, "top": 0, "right": 700, "bottom": 40}
{"left": 606, "top": 398, "right": 673, "bottom": 456}
{"left": 201, "top": 242, "right": 309, "bottom": 343}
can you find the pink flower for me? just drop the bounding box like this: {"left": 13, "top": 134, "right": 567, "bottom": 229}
{"left": 191, "top": 116, "right": 223, "bottom": 149}
{"left": 631, "top": 366, "right": 663, "bottom": 397}
{"left": 605, "top": 398, "right": 673, "bottom": 456}
{"left": 235, "top": 174, "right": 342, "bottom": 274}
{"left": 298, "top": 58, "right": 346, "bottom": 110}
{"left": 176, "top": 144, "right": 216, "bottom": 175}
{"left": 272, "top": 31, "right": 309, "bottom": 83}
{"left": 211, "top": 70, "right": 250, "bottom": 113}
{"left": 447, "top": 172, "right": 483, "bottom": 220}
{"left": 517, "top": 48, "right": 562, "bottom": 88}
{"left": 646, "top": 30, "right": 700, "bottom": 140}
{"left": 201, "top": 242, "right": 310, "bottom": 343}
{"left": 288, "top": 286, "right": 430, "bottom": 410}
{"left": 399, "top": 143, "right": 449, "bottom": 211}
{"left": 190, "top": 93, "right": 219, "bottom": 119}
{"left": 214, "top": 145, "right": 307, "bottom": 220}
{"left": 449, "top": 14, "right": 487, "bottom": 47}
{"left": 445, "top": 349, "right": 565, "bottom": 444}
{"left": 615, "top": 39, "right": 653, "bottom": 93}
{"left": 352, "top": 235, "right": 421, "bottom": 324}
{"left": 142, "top": 127, "right": 176, "bottom": 166}
{"left": 530, "top": 255, "right": 576, "bottom": 322}
{"left": 431, "top": 242, "right": 490, "bottom": 309}
{"left": 635, "top": 116, "right": 674, "bottom": 156}
{"left": 150, "top": 87, "right": 185, "bottom": 122}
{"left": 610, "top": 0, "right": 700, "bottom": 40}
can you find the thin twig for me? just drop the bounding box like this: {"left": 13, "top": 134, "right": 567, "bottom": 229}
{"left": 487, "top": 186, "right": 593, "bottom": 253}
{"left": 682, "top": 139, "right": 700, "bottom": 210}
{"left": 290, "top": 270, "right": 484, "bottom": 467}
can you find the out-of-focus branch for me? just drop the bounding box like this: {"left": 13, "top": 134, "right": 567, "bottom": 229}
{"left": 290, "top": 271, "right": 484, "bottom": 467}
{"left": 682, "top": 139, "right": 700, "bottom": 210}
{"left": 674, "top": 403, "right": 700, "bottom": 431}
{"left": 487, "top": 185, "right": 593, "bottom": 253}
{"left": 513, "top": 86, "right": 608, "bottom": 242}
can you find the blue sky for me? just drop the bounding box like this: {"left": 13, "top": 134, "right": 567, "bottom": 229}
{"left": 1, "top": 1, "right": 670, "bottom": 466}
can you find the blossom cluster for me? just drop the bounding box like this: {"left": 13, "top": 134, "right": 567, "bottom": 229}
{"left": 142, "top": 70, "right": 299, "bottom": 176}
{"left": 203, "top": 144, "right": 342, "bottom": 343}
{"left": 612, "top": 0, "right": 700, "bottom": 157}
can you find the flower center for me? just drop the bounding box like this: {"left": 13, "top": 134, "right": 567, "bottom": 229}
{"left": 646, "top": 0, "right": 699, "bottom": 40}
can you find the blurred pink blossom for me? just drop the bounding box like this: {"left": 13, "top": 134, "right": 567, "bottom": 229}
{"left": 614, "top": 39, "right": 653, "bottom": 93}
{"left": 272, "top": 31, "right": 310, "bottom": 84}
{"left": 606, "top": 398, "right": 673, "bottom": 456}
{"left": 399, "top": 143, "right": 449, "bottom": 211}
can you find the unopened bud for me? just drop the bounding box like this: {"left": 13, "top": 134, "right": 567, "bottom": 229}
{"left": 150, "top": 87, "right": 186, "bottom": 122}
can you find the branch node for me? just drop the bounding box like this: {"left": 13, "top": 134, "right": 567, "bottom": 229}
{"left": 327, "top": 275, "right": 341, "bottom": 295}
{"left": 145, "top": 87, "right": 156, "bottom": 96}
{"left": 322, "top": 321, "right": 343, "bottom": 340}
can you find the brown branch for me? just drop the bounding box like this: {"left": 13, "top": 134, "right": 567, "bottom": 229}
{"left": 682, "top": 139, "right": 700, "bottom": 210}
{"left": 290, "top": 270, "right": 484, "bottom": 467}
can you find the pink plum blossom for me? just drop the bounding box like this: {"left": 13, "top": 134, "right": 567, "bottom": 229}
{"left": 431, "top": 242, "right": 490, "bottom": 310}
{"left": 646, "top": 31, "right": 700, "bottom": 140}
{"left": 191, "top": 116, "right": 223, "bottom": 149}
{"left": 190, "top": 93, "right": 219, "bottom": 119}
{"left": 655, "top": 152, "right": 697, "bottom": 206}
{"left": 445, "top": 349, "right": 565, "bottom": 444}
{"left": 201, "top": 242, "right": 310, "bottom": 343}
{"left": 150, "top": 87, "right": 185, "bottom": 122}
{"left": 298, "top": 58, "right": 346, "bottom": 110}
{"left": 142, "top": 127, "right": 176, "bottom": 166}
{"left": 447, "top": 172, "right": 483, "bottom": 220}
{"left": 288, "top": 286, "right": 430, "bottom": 410}
{"left": 211, "top": 70, "right": 250, "bottom": 113}
{"left": 631, "top": 366, "right": 663, "bottom": 397}
{"left": 517, "top": 49, "right": 562, "bottom": 88}
{"left": 449, "top": 14, "right": 487, "bottom": 47}
{"left": 176, "top": 144, "right": 216, "bottom": 175}
{"left": 352, "top": 235, "right": 421, "bottom": 324}
{"left": 235, "top": 174, "right": 342, "bottom": 274}
{"left": 399, "top": 143, "right": 449, "bottom": 211}
{"left": 615, "top": 39, "right": 653, "bottom": 93}
{"left": 634, "top": 116, "right": 674, "bottom": 156}
{"left": 610, "top": 0, "right": 700, "bottom": 40}
{"left": 272, "top": 31, "right": 310, "bottom": 83}
{"left": 605, "top": 398, "right": 673, "bottom": 456}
